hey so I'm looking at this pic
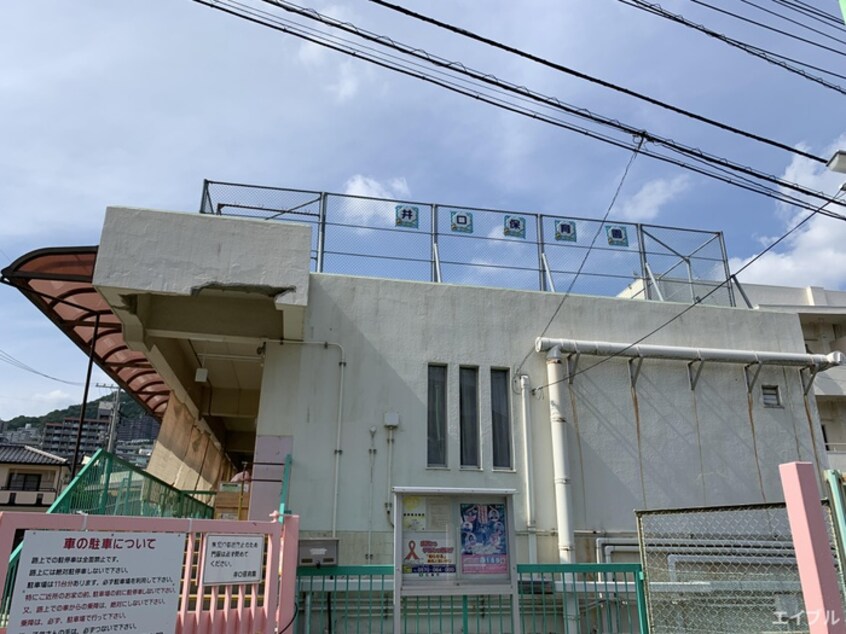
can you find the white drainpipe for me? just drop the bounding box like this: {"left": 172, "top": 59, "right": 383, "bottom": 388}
{"left": 519, "top": 375, "right": 538, "bottom": 564}
{"left": 271, "top": 339, "right": 347, "bottom": 537}
{"left": 535, "top": 338, "right": 844, "bottom": 369}
{"left": 546, "top": 347, "right": 574, "bottom": 563}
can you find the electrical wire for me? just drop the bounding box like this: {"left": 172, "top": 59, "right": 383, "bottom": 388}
{"left": 530, "top": 188, "right": 846, "bottom": 393}
{"left": 192, "top": 0, "right": 846, "bottom": 220}
{"left": 737, "top": 0, "right": 846, "bottom": 43}
{"left": 251, "top": 0, "right": 846, "bottom": 212}
{"left": 0, "top": 348, "right": 84, "bottom": 386}
{"left": 620, "top": 0, "right": 846, "bottom": 92}
{"left": 515, "top": 137, "right": 645, "bottom": 374}
{"left": 689, "top": 0, "right": 846, "bottom": 57}
{"left": 367, "top": 0, "right": 825, "bottom": 163}
{"left": 770, "top": 0, "right": 846, "bottom": 28}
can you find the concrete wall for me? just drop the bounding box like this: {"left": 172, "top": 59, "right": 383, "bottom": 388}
{"left": 147, "top": 395, "right": 233, "bottom": 491}
{"left": 94, "top": 207, "right": 311, "bottom": 308}
{"left": 255, "top": 274, "right": 825, "bottom": 562}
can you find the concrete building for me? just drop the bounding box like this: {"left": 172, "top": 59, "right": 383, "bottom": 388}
{"left": 741, "top": 284, "right": 846, "bottom": 471}
{"left": 3, "top": 189, "right": 843, "bottom": 566}
{"left": 41, "top": 417, "right": 110, "bottom": 464}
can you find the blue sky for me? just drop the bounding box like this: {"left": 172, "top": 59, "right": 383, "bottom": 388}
{"left": 1, "top": 0, "right": 845, "bottom": 420}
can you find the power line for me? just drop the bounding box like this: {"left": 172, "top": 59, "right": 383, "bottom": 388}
{"left": 620, "top": 0, "right": 846, "bottom": 93}
{"left": 0, "top": 348, "right": 83, "bottom": 386}
{"left": 253, "top": 0, "right": 846, "bottom": 211}
{"left": 193, "top": 0, "right": 846, "bottom": 219}
{"left": 737, "top": 0, "right": 846, "bottom": 43}
{"left": 531, "top": 188, "right": 846, "bottom": 393}
{"left": 689, "top": 0, "right": 846, "bottom": 57}
{"left": 367, "top": 0, "right": 825, "bottom": 163}
{"left": 770, "top": 0, "right": 846, "bottom": 28}
{"left": 515, "top": 138, "right": 645, "bottom": 374}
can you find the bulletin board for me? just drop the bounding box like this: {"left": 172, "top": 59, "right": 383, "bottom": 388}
{"left": 392, "top": 488, "right": 520, "bottom": 633}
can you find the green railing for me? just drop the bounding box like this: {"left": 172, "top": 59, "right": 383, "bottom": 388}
{"left": 296, "top": 563, "right": 648, "bottom": 633}
{"left": 49, "top": 448, "right": 213, "bottom": 518}
{"left": 278, "top": 453, "right": 293, "bottom": 520}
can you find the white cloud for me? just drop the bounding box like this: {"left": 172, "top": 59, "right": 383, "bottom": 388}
{"left": 343, "top": 175, "right": 409, "bottom": 200}
{"left": 340, "top": 175, "right": 412, "bottom": 224}
{"left": 32, "top": 389, "right": 75, "bottom": 409}
{"left": 731, "top": 135, "right": 846, "bottom": 289}
{"left": 616, "top": 175, "right": 691, "bottom": 222}
{"left": 328, "top": 61, "right": 360, "bottom": 102}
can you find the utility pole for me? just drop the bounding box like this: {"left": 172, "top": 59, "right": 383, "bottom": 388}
{"left": 96, "top": 383, "right": 122, "bottom": 454}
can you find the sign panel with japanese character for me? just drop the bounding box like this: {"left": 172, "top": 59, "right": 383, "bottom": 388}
{"left": 395, "top": 205, "right": 419, "bottom": 229}
{"left": 9, "top": 530, "right": 184, "bottom": 634}
{"left": 605, "top": 224, "right": 629, "bottom": 247}
{"left": 554, "top": 219, "right": 577, "bottom": 242}
{"left": 503, "top": 215, "right": 526, "bottom": 239}
{"left": 450, "top": 211, "right": 474, "bottom": 234}
{"left": 202, "top": 534, "right": 265, "bottom": 585}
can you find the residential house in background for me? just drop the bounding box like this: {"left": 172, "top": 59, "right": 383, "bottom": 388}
{"left": 0, "top": 444, "right": 68, "bottom": 511}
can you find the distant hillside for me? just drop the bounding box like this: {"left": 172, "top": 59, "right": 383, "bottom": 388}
{"left": 1, "top": 393, "right": 147, "bottom": 430}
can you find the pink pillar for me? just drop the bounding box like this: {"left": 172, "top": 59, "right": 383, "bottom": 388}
{"left": 277, "top": 515, "right": 300, "bottom": 630}
{"left": 780, "top": 461, "right": 846, "bottom": 633}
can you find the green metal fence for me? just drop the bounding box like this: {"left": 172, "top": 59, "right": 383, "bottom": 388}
{"left": 49, "top": 448, "right": 214, "bottom": 518}
{"left": 296, "top": 563, "right": 648, "bottom": 634}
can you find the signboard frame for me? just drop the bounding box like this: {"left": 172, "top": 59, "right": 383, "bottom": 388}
{"left": 9, "top": 529, "right": 185, "bottom": 634}
{"left": 202, "top": 533, "right": 265, "bottom": 585}
{"left": 392, "top": 487, "right": 520, "bottom": 634}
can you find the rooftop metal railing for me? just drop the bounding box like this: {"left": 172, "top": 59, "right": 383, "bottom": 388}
{"left": 201, "top": 180, "right": 736, "bottom": 307}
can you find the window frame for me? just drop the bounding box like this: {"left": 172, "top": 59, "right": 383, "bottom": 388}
{"left": 427, "top": 364, "right": 448, "bottom": 468}
{"left": 459, "top": 366, "right": 481, "bottom": 469}
{"left": 761, "top": 385, "right": 782, "bottom": 408}
{"left": 490, "top": 368, "right": 514, "bottom": 470}
{"left": 7, "top": 472, "right": 42, "bottom": 492}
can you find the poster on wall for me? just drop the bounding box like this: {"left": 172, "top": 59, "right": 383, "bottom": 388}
{"left": 402, "top": 496, "right": 426, "bottom": 531}
{"left": 460, "top": 503, "right": 508, "bottom": 575}
{"left": 402, "top": 532, "right": 457, "bottom": 577}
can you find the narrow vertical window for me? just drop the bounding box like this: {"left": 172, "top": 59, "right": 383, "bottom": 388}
{"left": 491, "top": 369, "right": 513, "bottom": 469}
{"left": 460, "top": 366, "right": 480, "bottom": 467}
{"left": 427, "top": 365, "right": 447, "bottom": 467}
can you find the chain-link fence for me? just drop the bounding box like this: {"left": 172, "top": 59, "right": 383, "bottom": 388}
{"left": 201, "top": 180, "right": 735, "bottom": 306}
{"left": 637, "top": 502, "right": 844, "bottom": 634}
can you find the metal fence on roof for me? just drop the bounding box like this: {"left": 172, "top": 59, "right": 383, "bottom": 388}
{"left": 201, "top": 180, "right": 736, "bottom": 306}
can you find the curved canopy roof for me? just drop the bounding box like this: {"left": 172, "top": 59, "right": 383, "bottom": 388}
{"left": 1, "top": 247, "right": 169, "bottom": 419}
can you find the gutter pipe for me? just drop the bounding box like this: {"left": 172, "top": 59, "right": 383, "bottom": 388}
{"left": 272, "top": 339, "right": 346, "bottom": 537}
{"left": 545, "top": 347, "right": 574, "bottom": 563}
{"left": 535, "top": 338, "right": 844, "bottom": 370}
{"left": 519, "top": 375, "right": 538, "bottom": 564}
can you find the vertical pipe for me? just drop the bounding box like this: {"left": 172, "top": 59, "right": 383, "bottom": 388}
{"left": 72, "top": 313, "right": 100, "bottom": 477}
{"left": 199, "top": 179, "right": 210, "bottom": 214}
{"left": 331, "top": 353, "right": 347, "bottom": 538}
{"left": 637, "top": 224, "right": 649, "bottom": 300}
{"left": 718, "top": 231, "right": 736, "bottom": 307}
{"left": 536, "top": 214, "right": 545, "bottom": 291}
{"left": 685, "top": 257, "right": 696, "bottom": 303}
{"left": 545, "top": 347, "right": 574, "bottom": 562}
{"left": 519, "top": 375, "right": 537, "bottom": 564}
{"left": 317, "top": 193, "right": 328, "bottom": 272}
{"left": 431, "top": 204, "right": 439, "bottom": 283}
